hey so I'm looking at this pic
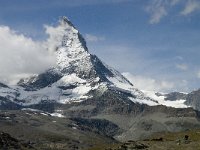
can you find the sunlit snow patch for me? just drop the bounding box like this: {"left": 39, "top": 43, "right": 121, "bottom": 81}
{"left": 50, "top": 113, "right": 65, "bottom": 118}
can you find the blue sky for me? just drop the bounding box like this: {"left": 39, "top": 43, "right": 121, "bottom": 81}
{"left": 0, "top": 0, "right": 200, "bottom": 92}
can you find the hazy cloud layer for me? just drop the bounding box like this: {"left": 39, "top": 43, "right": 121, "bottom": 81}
{"left": 181, "top": 0, "right": 200, "bottom": 15}
{"left": 0, "top": 0, "right": 131, "bottom": 11}
{"left": 0, "top": 26, "right": 56, "bottom": 84}
{"left": 123, "top": 72, "right": 174, "bottom": 92}
{"left": 85, "top": 34, "right": 105, "bottom": 42}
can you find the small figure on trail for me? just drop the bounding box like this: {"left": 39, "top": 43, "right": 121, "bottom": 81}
{"left": 184, "top": 135, "right": 189, "bottom": 144}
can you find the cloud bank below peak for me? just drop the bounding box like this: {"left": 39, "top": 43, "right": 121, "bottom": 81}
{"left": 0, "top": 25, "right": 56, "bottom": 84}
{"left": 123, "top": 72, "right": 175, "bottom": 92}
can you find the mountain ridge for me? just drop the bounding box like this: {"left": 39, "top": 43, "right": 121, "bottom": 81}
{"left": 0, "top": 16, "right": 199, "bottom": 111}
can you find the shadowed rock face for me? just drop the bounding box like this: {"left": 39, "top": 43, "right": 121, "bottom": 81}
{"left": 0, "top": 96, "right": 22, "bottom": 110}
{"left": 70, "top": 118, "right": 120, "bottom": 137}
{"left": 17, "top": 68, "right": 63, "bottom": 91}
{"left": 0, "top": 132, "right": 20, "bottom": 149}
{"left": 164, "top": 92, "right": 187, "bottom": 101}
{"left": 0, "top": 132, "right": 34, "bottom": 150}
{"left": 0, "top": 83, "right": 9, "bottom": 88}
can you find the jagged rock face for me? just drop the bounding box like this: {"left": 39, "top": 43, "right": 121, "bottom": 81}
{"left": 0, "top": 132, "right": 32, "bottom": 149}
{"left": 54, "top": 17, "right": 93, "bottom": 77}
{"left": 185, "top": 89, "right": 200, "bottom": 110}
{"left": 0, "top": 83, "right": 9, "bottom": 88}
{"left": 17, "top": 68, "right": 63, "bottom": 91}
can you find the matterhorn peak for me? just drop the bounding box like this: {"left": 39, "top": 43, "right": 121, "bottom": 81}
{"left": 15, "top": 17, "right": 153, "bottom": 105}
{"left": 58, "top": 16, "right": 79, "bottom": 36}
{"left": 46, "top": 16, "right": 87, "bottom": 52}
{"left": 59, "top": 16, "right": 75, "bottom": 29}
{"left": 49, "top": 17, "right": 90, "bottom": 72}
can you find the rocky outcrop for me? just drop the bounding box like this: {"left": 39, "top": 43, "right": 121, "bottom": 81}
{"left": 0, "top": 132, "right": 33, "bottom": 150}
{"left": 164, "top": 92, "right": 187, "bottom": 101}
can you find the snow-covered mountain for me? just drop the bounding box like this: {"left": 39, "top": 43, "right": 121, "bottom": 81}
{"left": 0, "top": 16, "right": 196, "bottom": 111}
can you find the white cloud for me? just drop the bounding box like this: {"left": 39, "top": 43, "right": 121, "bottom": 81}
{"left": 44, "top": 23, "right": 67, "bottom": 53}
{"left": 85, "top": 34, "right": 105, "bottom": 42}
{"left": 176, "top": 64, "right": 188, "bottom": 71}
{"left": 146, "top": 0, "right": 168, "bottom": 24}
{"left": 181, "top": 0, "right": 200, "bottom": 15}
{"left": 170, "top": 0, "right": 181, "bottom": 6}
{"left": 123, "top": 72, "right": 174, "bottom": 92}
{"left": 0, "top": 26, "right": 56, "bottom": 84}
{"left": 123, "top": 72, "right": 190, "bottom": 92}
{"left": 150, "top": 6, "right": 167, "bottom": 24}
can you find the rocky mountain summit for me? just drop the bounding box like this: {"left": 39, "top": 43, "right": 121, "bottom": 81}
{"left": 1, "top": 16, "right": 197, "bottom": 111}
